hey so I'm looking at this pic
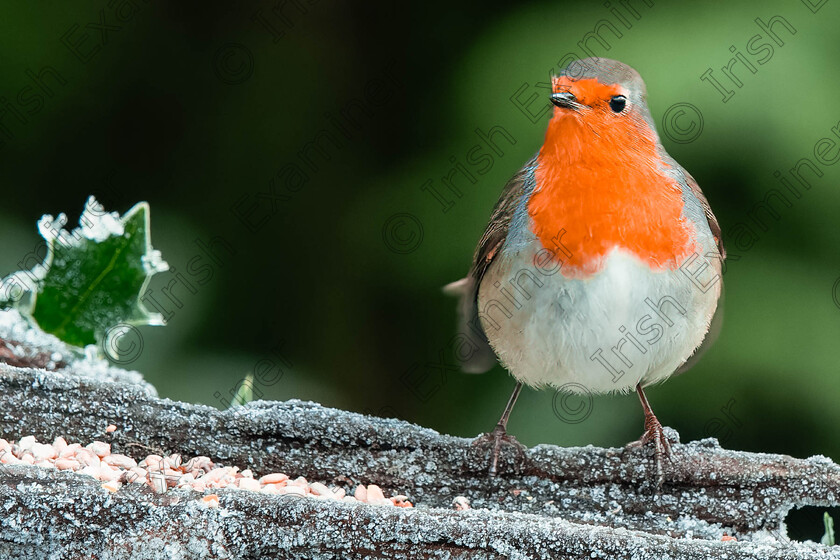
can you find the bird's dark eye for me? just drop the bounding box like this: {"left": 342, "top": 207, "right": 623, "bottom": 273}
{"left": 609, "top": 95, "right": 626, "bottom": 113}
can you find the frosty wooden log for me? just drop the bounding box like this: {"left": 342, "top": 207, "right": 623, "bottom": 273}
{"left": 0, "top": 363, "right": 838, "bottom": 559}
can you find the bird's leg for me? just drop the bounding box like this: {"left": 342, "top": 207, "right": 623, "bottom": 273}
{"left": 627, "top": 383, "right": 672, "bottom": 484}
{"left": 472, "top": 382, "right": 525, "bottom": 476}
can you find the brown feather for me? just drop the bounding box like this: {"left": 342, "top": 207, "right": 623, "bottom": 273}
{"left": 443, "top": 158, "right": 536, "bottom": 373}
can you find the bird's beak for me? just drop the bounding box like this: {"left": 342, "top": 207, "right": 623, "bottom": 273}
{"left": 550, "top": 92, "right": 580, "bottom": 110}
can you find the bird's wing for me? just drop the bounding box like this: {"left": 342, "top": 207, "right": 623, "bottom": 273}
{"left": 675, "top": 170, "right": 726, "bottom": 375}
{"left": 443, "top": 158, "right": 536, "bottom": 373}
{"left": 683, "top": 170, "right": 725, "bottom": 260}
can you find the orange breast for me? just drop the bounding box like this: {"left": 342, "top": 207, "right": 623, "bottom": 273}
{"left": 528, "top": 108, "right": 698, "bottom": 278}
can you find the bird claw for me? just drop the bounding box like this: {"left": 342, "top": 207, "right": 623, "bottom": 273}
{"left": 472, "top": 423, "right": 526, "bottom": 476}
{"left": 627, "top": 415, "right": 674, "bottom": 487}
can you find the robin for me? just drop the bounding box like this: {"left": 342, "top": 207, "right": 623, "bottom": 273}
{"left": 445, "top": 58, "right": 725, "bottom": 480}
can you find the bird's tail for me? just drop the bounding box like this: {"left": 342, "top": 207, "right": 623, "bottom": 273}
{"left": 442, "top": 277, "right": 498, "bottom": 374}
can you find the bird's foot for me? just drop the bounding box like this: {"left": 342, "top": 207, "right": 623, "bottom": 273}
{"left": 472, "top": 423, "right": 526, "bottom": 476}
{"left": 626, "top": 414, "right": 675, "bottom": 487}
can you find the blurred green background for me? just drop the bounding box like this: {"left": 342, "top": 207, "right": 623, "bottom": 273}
{"left": 1, "top": 0, "right": 839, "bottom": 539}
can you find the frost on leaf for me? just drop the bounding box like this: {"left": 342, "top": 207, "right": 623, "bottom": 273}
{"left": 8, "top": 197, "right": 169, "bottom": 348}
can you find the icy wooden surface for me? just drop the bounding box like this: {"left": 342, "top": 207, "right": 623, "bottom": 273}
{"left": 0, "top": 309, "right": 154, "bottom": 391}
{"left": 0, "top": 363, "right": 839, "bottom": 559}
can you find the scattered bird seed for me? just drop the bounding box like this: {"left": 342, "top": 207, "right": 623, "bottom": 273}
{"left": 0, "top": 435, "right": 413, "bottom": 508}
{"left": 453, "top": 496, "right": 471, "bottom": 511}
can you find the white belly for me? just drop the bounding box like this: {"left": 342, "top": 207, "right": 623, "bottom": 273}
{"left": 477, "top": 247, "right": 721, "bottom": 394}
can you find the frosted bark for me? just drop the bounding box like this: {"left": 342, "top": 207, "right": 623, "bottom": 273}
{"left": 0, "top": 363, "right": 838, "bottom": 559}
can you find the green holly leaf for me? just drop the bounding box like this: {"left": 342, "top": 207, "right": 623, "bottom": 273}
{"left": 12, "top": 197, "right": 169, "bottom": 348}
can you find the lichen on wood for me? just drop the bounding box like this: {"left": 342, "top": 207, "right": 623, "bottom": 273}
{"left": 0, "top": 362, "right": 838, "bottom": 559}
